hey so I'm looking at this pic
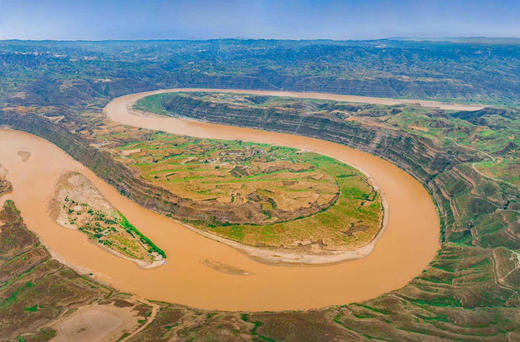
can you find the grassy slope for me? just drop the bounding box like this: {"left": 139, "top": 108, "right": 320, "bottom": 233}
{"left": 133, "top": 95, "right": 169, "bottom": 115}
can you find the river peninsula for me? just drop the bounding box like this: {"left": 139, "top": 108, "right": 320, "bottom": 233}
{"left": 0, "top": 89, "right": 440, "bottom": 311}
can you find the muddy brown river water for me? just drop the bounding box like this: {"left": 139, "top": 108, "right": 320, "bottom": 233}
{"left": 0, "top": 89, "right": 441, "bottom": 311}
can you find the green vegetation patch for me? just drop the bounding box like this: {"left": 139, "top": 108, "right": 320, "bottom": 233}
{"left": 60, "top": 197, "right": 165, "bottom": 263}
{"left": 119, "top": 213, "right": 166, "bottom": 259}
{"left": 134, "top": 94, "right": 169, "bottom": 115}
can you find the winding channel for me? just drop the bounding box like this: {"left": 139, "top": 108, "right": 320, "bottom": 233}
{"left": 0, "top": 89, "right": 443, "bottom": 311}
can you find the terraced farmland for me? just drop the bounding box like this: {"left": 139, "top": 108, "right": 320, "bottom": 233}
{"left": 98, "top": 128, "right": 383, "bottom": 251}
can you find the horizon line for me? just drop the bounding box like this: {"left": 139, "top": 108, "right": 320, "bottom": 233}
{"left": 1, "top": 36, "right": 520, "bottom": 43}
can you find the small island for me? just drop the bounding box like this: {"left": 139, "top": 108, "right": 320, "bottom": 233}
{"left": 50, "top": 172, "right": 165, "bottom": 268}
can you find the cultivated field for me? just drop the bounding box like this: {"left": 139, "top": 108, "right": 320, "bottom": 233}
{"left": 98, "top": 125, "right": 382, "bottom": 251}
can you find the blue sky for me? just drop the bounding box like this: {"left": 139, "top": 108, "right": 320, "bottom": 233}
{"left": 0, "top": 0, "right": 519, "bottom": 40}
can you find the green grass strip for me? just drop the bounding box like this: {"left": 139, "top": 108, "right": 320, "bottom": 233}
{"left": 118, "top": 213, "right": 166, "bottom": 259}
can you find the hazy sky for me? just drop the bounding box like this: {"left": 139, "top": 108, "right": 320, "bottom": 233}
{"left": 1, "top": 0, "right": 519, "bottom": 40}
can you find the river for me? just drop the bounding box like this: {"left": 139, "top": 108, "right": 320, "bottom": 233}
{"left": 0, "top": 89, "right": 441, "bottom": 311}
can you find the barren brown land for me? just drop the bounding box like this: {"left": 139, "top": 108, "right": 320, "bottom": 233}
{"left": 0, "top": 88, "right": 439, "bottom": 311}
{"left": 50, "top": 304, "right": 140, "bottom": 342}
